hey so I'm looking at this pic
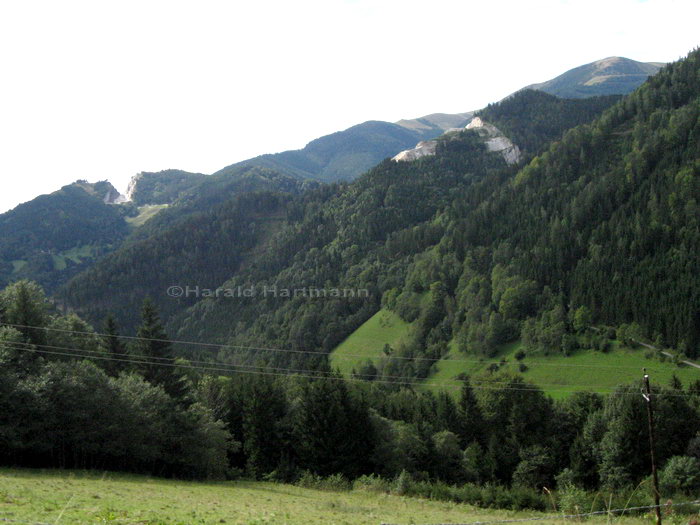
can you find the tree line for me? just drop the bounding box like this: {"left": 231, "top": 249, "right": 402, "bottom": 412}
{"left": 2, "top": 280, "right": 700, "bottom": 509}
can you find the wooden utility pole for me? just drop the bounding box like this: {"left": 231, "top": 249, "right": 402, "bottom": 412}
{"left": 642, "top": 370, "right": 662, "bottom": 525}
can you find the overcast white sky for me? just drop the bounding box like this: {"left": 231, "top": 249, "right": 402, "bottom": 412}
{"left": 0, "top": 0, "right": 698, "bottom": 212}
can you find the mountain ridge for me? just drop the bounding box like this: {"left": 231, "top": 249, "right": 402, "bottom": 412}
{"left": 521, "top": 56, "right": 663, "bottom": 98}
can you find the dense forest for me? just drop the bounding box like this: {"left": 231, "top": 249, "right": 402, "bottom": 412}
{"left": 61, "top": 89, "right": 627, "bottom": 360}
{"left": 0, "top": 182, "right": 131, "bottom": 292}
{"left": 127, "top": 169, "right": 207, "bottom": 206}
{"left": 2, "top": 280, "right": 700, "bottom": 511}
{"left": 61, "top": 168, "right": 312, "bottom": 330}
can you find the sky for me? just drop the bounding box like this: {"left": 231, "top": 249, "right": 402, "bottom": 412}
{"left": 0, "top": 0, "right": 698, "bottom": 213}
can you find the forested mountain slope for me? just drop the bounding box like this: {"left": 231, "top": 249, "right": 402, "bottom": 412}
{"left": 60, "top": 168, "right": 310, "bottom": 330}
{"left": 126, "top": 169, "right": 207, "bottom": 205}
{"left": 62, "top": 51, "right": 699, "bottom": 375}
{"left": 0, "top": 181, "right": 131, "bottom": 292}
{"left": 60, "top": 91, "right": 620, "bottom": 362}
{"left": 177, "top": 49, "right": 698, "bottom": 372}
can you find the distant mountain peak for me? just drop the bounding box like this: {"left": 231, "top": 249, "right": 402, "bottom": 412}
{"left": 522, "top": 56, "right": 664, "bottom": 98}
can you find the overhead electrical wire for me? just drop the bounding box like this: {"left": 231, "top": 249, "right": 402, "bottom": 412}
{"left": 1, "top": 321, "right": 693, "bottom": 371}
{"left": 0, "top": 338, "right": 662, "bottom": 392}
{"left": 2, "top": 339, "right": 697, "bottom": 397}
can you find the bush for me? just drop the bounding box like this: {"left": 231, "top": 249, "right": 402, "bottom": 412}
{"left": 451, "top": 483, "right": 483, "bottom": 504}
{"left": 660, "top": 456, "right": 700, "bottom": 495}
{"left": 393, "top": 469, "right": 413, "bottom": 496}
{"left": 557, "top": 484, "right": 593, "bottom": 515}
{"left": 296, "top": 471, "right": 351, "bottom": 491}
{"left": 353, "top": 474, "right": 391, "bottom": 493}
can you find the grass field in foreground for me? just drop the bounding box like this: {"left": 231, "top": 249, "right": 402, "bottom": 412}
{"left": 421, "top": 340, "right": 700, "bottom": 400}
{"left": 330, "top": 309, "right": 411, "bottom": 376}
{"left": 0, "top": 469, "right": 653, "bottom": 525}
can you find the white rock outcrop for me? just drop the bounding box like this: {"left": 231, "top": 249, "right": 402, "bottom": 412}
{"left": 465, "top": 117, "right": 521, "bottom": 165}
{"left": 124, "top": 173, "right": 142, "bottom": 202}
{"left": 392, "top": 117, "right": 521, "bottom": 165}
{"left": 392, "top": 140, "right": 438, "bottom": 162}
{"left": 103, "top": 187, "right": 127, "bottom": 204}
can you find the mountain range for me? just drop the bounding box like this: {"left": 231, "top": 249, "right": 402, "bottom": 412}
{"left": 0, "top": 53, "right": 681, "bottom": 344}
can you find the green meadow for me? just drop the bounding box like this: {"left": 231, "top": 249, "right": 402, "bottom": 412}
{"left": 330, "top": 309, "right": 699, "bottom": 399}
{"left": 330, "top": 309, "right": 411, "bottom": 376}
{"left": 0, "top": 469, "right": 660, "bottom": 525}
{"left": 421, "top": 341, "right": 700, "bottom": 399}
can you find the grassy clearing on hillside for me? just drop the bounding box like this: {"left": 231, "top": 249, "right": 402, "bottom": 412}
{"left": 126, "top": 204, "right": 169, "bottom": 227}
{"left": 0, "top": 469, "right": 654, "bottom": 525}
{"left": 421, "top": 340, "right": 700, "bottom": 399}
{"left": 51, "top": 245, "right": 98, "bottom": 271}
{"left": 330, "top": 309, "right": 411, "bottom": 376}
{"left": 10, "top": 260, "right": 26, "bottom": 273}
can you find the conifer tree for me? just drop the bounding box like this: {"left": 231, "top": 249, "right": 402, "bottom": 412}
{"left": 133, "top": 298, "right": 188, "bottom": 400}
{"left": 102, "top": 314, "right": 128, "bottom": 376}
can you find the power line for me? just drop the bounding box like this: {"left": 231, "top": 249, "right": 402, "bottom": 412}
{"left": 5, "top": 343, "right": 697, "bottom": 397}
{"left": 5, "top": 339, "right": 685, "bottom": 392}
{"left": 0, "top": 344, "right": 624, "bottom": 394}
{"left": 2, "top": 321, "right": 695, "bottom": 371}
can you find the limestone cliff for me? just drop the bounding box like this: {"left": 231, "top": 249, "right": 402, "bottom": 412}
{"left": 392, "top": 117, "right": 521, "bottom": 165}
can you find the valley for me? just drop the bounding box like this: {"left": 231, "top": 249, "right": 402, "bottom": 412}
{"left": 1, "top": 41, "right": 699, "bottom": 525}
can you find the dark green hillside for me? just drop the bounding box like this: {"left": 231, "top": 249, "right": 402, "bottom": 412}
{"left": 0, "top": 182, "right": 130, "bottom": 291}
{"left": 125, "top": 166, "right": 311, "bottom": 243}
{"left": 60, "top": 181, "right": 308, "bottom": 327}
{"left": 170, "top": 131, "right": 511, "bottom": 362}
{"left": 368, "top": 49, "right": 700, "bottom": 381}
{"left": 4, "top": 52, "right": 700, "bottom": 501}
{"left": 216, "top": 120, "right": 442, "bottom": 183}
{"left": 478, "top": 90, "right": 621, "bottom": 154}
{"left": 127, "top": 169, "right": 207, "bottom": 205}
{"left": 163, "top": 95, "right": 620, "bottom": 365}
{"left": 452, "top": 51, "right": 700, "bottom": 353}
{"left": 196, "top": 50, "right": 698, "bottom": 371}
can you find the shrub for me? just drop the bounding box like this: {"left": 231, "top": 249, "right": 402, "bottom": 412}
{"left": 393, "top": 469, "right": 413, "bottom": 496}
{"left": 557, "top": 484, "right": 592, "bottom": 515}
{"left": 660, "top": 456, "right": 700, "bottom": 495}
{"left": 296, "top": 471, "right": 351, "bottom": 491}
{"left": 353, "top": 474, "right": 391, "bottom": 493}
{"left": 452, "top": 483, "right": 483, "bottom": 505}
{"left": 507, "top": 486, "right": 547, "bottom": 511}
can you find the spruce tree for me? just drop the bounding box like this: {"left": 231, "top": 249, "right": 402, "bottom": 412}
{"left": 458, "top": 376, "right": 485, "bottom": 446}
{"left": 102, "top": 314, "right": 127, "bottom": 376}
{"left": 134, "top": 298, "right": 188, "bottom": 400}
